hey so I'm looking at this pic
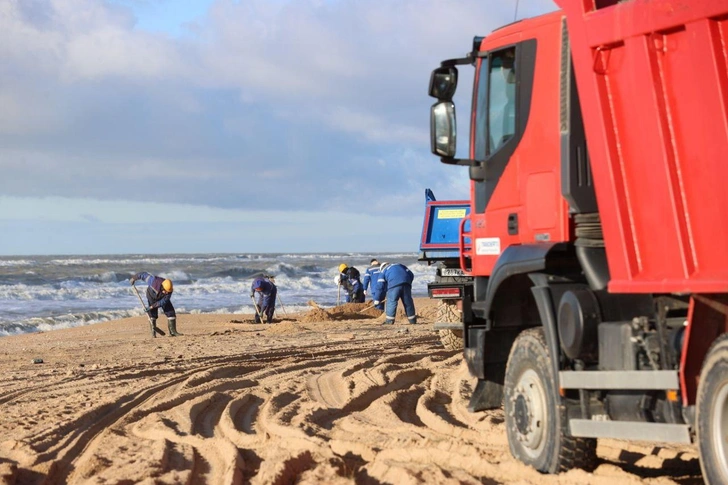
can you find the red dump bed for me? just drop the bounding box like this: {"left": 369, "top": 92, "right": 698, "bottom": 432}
{"left": 556, "top": 0, "right": 728, "bottom": 293}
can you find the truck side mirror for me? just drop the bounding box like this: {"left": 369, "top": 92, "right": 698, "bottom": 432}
{"left": 429, "top": 67, "right": 458, "bottom": 101}
{"left": 431, "top": 101, "right": 457, "bottom": 157}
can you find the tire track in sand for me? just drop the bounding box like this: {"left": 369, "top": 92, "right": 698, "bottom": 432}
{"left": 0, "top": 316, "right": 704, "bottom": 484}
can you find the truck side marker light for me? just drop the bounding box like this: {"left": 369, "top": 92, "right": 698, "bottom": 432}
{"left": 667, "top": 389, "right": 679, "bottom": 402}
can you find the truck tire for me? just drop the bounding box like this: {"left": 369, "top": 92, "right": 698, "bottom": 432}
{"left": 504, "top": 327, "right": 596, "bottom": 473}
{"left": 436, "top": 301, "right": 463, "bottom": 351}
{"left": 697, "top": 333, "right": 728, "bottom": 485}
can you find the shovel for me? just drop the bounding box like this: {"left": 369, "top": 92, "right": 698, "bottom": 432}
{"left": 131, "top": 284, "right": 165, "bottom": 338}
{"left": 358, "top": 298, "right": 386, "bottom": 314}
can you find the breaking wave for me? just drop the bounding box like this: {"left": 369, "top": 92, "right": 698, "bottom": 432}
{"left": 0, "top": 252, "right": 435, "bottom": 335}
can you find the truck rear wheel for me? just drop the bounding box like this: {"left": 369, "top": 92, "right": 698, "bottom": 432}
{"left": 504, "top": 327, "right": 596, "bottom": 473}
{"left": 697, "top": 334, "right": 728, "bottom": 485}
{"left": 436, "top": 301, "right": 463, "bottom": 351}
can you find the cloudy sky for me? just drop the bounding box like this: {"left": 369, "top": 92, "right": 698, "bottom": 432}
{"left": 0, "top": 0, "right": 556, "bottom": 255}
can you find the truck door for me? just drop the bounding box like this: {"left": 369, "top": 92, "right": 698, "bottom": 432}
{"left": 468, "top": 42, "right": 535, "bottom": 277}
{"left": 468, "top": 31, "right": 568, "bottom": 278}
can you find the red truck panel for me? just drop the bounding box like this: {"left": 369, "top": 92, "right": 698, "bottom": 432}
{"left": 468, "top": 14, "right": 570, "bottom": 278}
{"left": 557, "top": 0, "right": 728, "bottom": 293}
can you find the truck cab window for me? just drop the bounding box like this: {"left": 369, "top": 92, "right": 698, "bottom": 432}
{"left": 472, "top": 47, "right": 517, "bottom": 160}
{"left": 488, "top": 48, "right": 516, "bottom": 152}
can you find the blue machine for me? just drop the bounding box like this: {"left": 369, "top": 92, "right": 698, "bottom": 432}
{"left": 418, "top": 189, "right": 474, "bottom": 343}
{"left": 418, "top": 188, "right": 471, "bottom": 263}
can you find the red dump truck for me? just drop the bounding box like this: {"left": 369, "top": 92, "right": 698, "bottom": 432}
{"left": 428, "top": 1, "right": 728, "bottom": 482}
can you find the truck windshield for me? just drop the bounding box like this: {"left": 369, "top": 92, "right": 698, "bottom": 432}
{"left": 473, "top": 47, "right": 516, "bottom": 160}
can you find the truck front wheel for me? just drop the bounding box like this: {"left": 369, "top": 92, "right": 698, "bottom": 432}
{"left": 504, "top": 327, "right": 596, "bottom": 473}
{"left": 697, "top": 333, "right": 728, "bottom": 485}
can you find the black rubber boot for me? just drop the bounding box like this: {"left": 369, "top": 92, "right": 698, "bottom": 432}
{"left": 150, "top": 318, "right": 158, "bottom": 338}
{"left": 168, "top": 317, "right": 181, "bottom": 337}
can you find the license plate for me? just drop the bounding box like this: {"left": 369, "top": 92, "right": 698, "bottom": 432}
{"left": 441, "top": 268, "right": 466, "bottom": 277}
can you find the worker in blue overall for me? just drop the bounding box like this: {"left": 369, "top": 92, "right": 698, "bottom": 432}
{"left": 372, "top": 263, "right": 417, "bottom": 325}
{"left": 130, "top": 272, "right": 181, "bottom": 336}
{"left": 251, "top": 276, "right": 277, "bottom": 323}
{"left": 362, "top": 259, "right": 384, "bottom": 310}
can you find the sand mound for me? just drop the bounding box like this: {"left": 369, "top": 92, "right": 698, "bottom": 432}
{"left": 358, "top": 306, "right": 385, "bottom": 317}
{"left": 327, "top": 302, "right": 369, "bottom": 314}
{"left": 299, "top": 302, "right": 380, "bottom": 323}
{"left": 300, "top": 308, "right": 332, "bottom": 323}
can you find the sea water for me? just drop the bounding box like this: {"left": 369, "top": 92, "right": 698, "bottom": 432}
{"left": 0, "top": 253, "right": 435, "bottom": 336}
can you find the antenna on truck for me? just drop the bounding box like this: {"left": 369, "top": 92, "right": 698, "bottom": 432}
{"left": 514, "top": 0, "right": 520, "bottom": 21}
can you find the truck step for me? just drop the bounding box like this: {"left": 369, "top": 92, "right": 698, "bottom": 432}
{"left": 559, "top": 370, "right": 679, "bottom": 390}
{"left": 569, "top": 419, "right": 691, "bottom": 443}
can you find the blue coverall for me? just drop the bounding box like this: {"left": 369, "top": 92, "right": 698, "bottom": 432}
{"left": 133, "top": 272, "right": 175, "bottom": 318}
{"left": 340, "top": 267, "right": 365, "bottom": 303}
{"left": 373, "top": 263, "right": 416, "bottom": 325}
{"left": 251, "top": 278, "right": 277, "bottom": 323}
{"left": 362, "top": 263, "right": 383, "bottom": 310}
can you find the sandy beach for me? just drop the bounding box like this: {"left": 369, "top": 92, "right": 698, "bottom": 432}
{"left": 0, "top": 298, "right": 703, "bottom": 484}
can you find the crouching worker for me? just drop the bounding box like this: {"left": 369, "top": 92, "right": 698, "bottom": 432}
{"left": 130, "top": 272, "right": 181, "bottom": 336}
{"left": 336, "top": 263, "right": 365, "bottom": 303}
{"left": 251, "top": 277, "right": 277, "bottom": 324}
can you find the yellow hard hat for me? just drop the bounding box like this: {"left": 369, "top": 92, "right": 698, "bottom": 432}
{"left": 162, "top": 279, "right": 173, "bottom": 292}
{"left": 338, "top": 263, "right": 348, "bottom": 273}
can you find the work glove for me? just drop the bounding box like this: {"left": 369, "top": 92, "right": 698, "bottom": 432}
{"left": 334, "top": 275, "right": 341, "bottom": 286}
{"left": 130, "top": 277, "right": 137, "bottom": 285}
{"left": 363, "top": 291, "right": 367, "bottom": 296}
{"left": 373, "top": 300, "right": 380, "bottom": 306}
{"left": 250, "top": 292, "right": 255, "bottom": 298}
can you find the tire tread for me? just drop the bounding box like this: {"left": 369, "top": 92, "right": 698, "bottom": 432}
{"left": 696, "top": 333, "right": 728, "bottom": 485}
{"left": 507, "top": 327, "right": 597, "bottom": 473}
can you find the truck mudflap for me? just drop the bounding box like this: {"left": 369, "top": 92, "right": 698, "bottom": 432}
{"left": 468, "top": 378, "right": 504, "bottom": 412}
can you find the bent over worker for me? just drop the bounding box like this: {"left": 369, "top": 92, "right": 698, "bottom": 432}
{"left": 251, "top": 277, "right": 277, "bottom": 324}
{"left": 130, "top": 272, "right": 181, "bottom": 336}
{"left": 362, "top": 259, "right": 383, "bottom": 310}
{"left": 372, "top": 263, "right": 416, "bottom": 325}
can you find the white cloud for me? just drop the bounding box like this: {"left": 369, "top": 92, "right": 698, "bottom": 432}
{"left": 0, "top": 0, "right": 558, "bottom": 253}
{"left": 63, "top": 27, "right": 184, "bottom": 81}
